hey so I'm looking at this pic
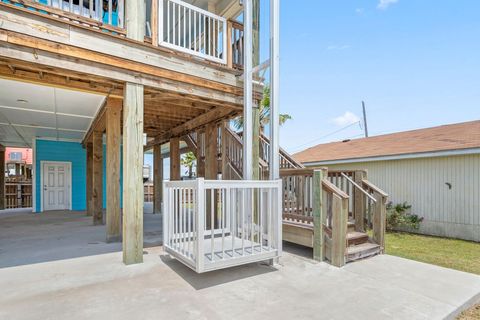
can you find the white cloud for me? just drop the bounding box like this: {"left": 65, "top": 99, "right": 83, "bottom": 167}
{"left": 332, "top": 112, "right": 360, "bottom": 127}
{"left": 355, "top": 8, "right": 365, "bottom": 15}
{"left": 377, "top": 0, "right": 398, "bottom": 10}
{"left": 326, "top": 45, "right": 351, "bottom": 51}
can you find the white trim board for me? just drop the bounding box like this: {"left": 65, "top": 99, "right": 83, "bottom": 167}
{"left": 302, "top": 148, "right": 480, "bottom": 167}
{"left": 39, "top": 161, "right": 73, "bottom": 212}
{"left": 32, "top": 138, "right": 36, "bottom": 213}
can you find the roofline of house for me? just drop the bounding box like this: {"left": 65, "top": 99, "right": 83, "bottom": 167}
{"left": 301, "top": 147, "right": 480, "bottom": 166}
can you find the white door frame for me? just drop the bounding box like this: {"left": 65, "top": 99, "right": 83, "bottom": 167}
{"left": 40, "top": 161, "right": 73, "bottom": 212}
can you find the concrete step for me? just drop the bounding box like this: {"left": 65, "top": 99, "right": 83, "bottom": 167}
{"left": 347, "top": 231, "right": 369, "bottom": 246}
{"left": 347, "top": 242, "right": 381, "bottom": 262}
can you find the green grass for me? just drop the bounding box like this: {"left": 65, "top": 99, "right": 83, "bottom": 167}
{"left": 385, "top": 232, "right": 480, "bottom": 275}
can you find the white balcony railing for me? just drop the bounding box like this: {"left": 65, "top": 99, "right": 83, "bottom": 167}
{"left": 31, "top": 0, "right": 124, "bottom": 28}
{"left": 159, "top": 0, "right": 227, "bottom": 64}
{"left": 163, "top": 179, "right": 282, "bottom": 273}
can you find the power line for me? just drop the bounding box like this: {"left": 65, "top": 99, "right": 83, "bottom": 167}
{"left": 290, "top": 121, "right": 361, "bottom": 153}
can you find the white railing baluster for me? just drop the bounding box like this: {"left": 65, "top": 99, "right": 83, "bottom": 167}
{"left": 108, "top": 0, "right": 112, "bottom": 25}
{"left": 164, "top": 179, "right": 281, "bottom": 273}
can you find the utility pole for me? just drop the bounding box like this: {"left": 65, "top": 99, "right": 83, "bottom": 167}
{"left": 362, "top": 101, "right": 369, "bottom": 138}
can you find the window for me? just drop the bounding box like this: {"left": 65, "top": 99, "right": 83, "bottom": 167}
{"left": 9, "top": 152, "right": 22, "bottom": 161}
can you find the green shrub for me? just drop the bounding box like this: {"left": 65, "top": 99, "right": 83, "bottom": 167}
{"left": 386, "top": 202, "right": 423, "bottom": 231}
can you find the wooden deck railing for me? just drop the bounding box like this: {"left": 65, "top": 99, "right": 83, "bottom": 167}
{"left": 3, "top": 0, "right": 245, "bottom": 68}
{"left": 2, "top": 0, "right": 126, "bottom": 33}
{"left": 281, "top": 168, "right": 387, "bottom": 267}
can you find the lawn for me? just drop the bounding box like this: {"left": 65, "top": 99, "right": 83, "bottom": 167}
{"left": 384, "top": 232, "right": 480, "bottom": 320}
{"left": 385, "top": 232, "right": 480, "bottom": 275}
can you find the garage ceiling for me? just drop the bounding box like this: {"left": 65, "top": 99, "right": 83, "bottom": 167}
{"left": 0, "top": 79, "right": 105, "bottom": 147}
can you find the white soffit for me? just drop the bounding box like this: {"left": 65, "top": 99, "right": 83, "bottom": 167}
{"left": 0, "top": 78, "right": 105, "bottom": 147}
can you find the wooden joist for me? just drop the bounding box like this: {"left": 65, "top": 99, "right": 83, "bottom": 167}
{"left": 146, "top": 106, "right": 239, "bottom": 148}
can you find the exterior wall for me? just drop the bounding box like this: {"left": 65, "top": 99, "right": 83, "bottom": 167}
{"left": 35, "top": 140, "right": 87, "bottom": 212}
{"left": 320, "top": 154, "right": 480, "bottom": 242}
{"left": 35, "top": 139, "right": 123, "bottom": 212}
{"left": 5, "top": 147, "right": 33, "bottom": 164}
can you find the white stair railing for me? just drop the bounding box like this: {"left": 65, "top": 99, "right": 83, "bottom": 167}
{"left": 163, "top": 178, "right": 282, "bottom": 273}
{"left": 159, "top": 0, "right": 227, "bottom": 64}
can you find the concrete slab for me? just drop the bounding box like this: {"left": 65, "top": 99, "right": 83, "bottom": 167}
{"left": 0, "top": 209, "right": 479, "bottom": 320}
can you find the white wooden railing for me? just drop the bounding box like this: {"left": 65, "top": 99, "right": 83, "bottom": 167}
{"left": 163, "top": 178, "right": 282, "bottom": 273}
{"left": 30, "top": 0, "right": 124, "bottom": 28}
{"left": 159, "top": 0, "right": 227, "bottom": 64}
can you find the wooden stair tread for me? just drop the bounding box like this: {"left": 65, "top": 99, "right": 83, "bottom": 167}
{"left": 347, "top": 231, "right": 368, "bottom": 240}
{"left": 347, "top": 243, "right": 381, "bottom": 262}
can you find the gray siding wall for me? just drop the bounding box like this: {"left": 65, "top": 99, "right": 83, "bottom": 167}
{"left": 320, "top": 154, "right": 480, "bottom": 242}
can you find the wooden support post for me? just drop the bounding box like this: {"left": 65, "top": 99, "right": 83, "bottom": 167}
{"left": 151, "top": 0, "right": 159, "bottom": 47}
{"left": 373, "top": 193, "right": 387, "bottom": 253}
{"left": 153, "top": 144, "right": 163, "bottom": 213}
{"left": 92, "top": 131, "right": 103, "bottom": 225}
{"left": 205, "top": 123, "right": 218, "bottom": 229}
{"left": 331, "top": 194, "right": 347, "bottom": 267}
{"left": 221, "top": 122, "right": 228, "bottom": 179}
{"left": 354, "top": 170, "right": 366, "bottom": 232}
{"left": 169, "top": 137, "right": 180, "bottom": 181}
{"left": 205, "top": 123, "right": 218, "bottom": 180}
{"left": 196, "top": 130, "right": 205, "bottom": 178}
{"left": 86, "top": 143, "right": 93, "bottom": 216}
{"left": 313, "top": 169, "right": 324, "bottom": 261}
{"left": 123, "top": 0, "right": 145, "bottom": 265}
{"left": 226, "top": 21, "right": 233, "bottom": 69}
{"left": 106, "top": 100, "right": 122, "bottom": 242}
{"left": 0, "top": 146, "right": 4, "bottom": 210}
{"left": 122, "top": 82, "right": 144, "bottom": 265}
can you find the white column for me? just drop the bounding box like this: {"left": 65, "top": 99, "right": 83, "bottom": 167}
{"left": 243, "top": 0, "right": 253, "bottom": 180}
{"left": 269, "top": 0, "right": 280, "bottom": 180}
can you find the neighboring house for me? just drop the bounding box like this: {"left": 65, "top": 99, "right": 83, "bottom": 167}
{"left": 294, "top": 120, "right": 480, "bottom": 242}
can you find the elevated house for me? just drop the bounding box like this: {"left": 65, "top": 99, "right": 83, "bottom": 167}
{"left": 0, "top": 0, "right": 386, "bottom": 271}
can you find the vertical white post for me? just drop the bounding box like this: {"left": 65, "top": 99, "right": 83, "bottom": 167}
{"left": 243, "top": 0, "right": 253, "bottom": 180}
{"left": 158, "top": 0, "right": 164, "bottom": 44}
{"left": 269, "top": 0, "right": 280, "bottom": 181}
{"left": 196, "top": 178, "right": 205, "bottom": 272}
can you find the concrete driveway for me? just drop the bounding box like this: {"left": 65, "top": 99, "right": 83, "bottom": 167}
{"left": 0, "top": 209, "right": 479, "bottom": 320}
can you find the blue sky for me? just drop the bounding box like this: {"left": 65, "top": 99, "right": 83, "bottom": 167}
{"left": 278, "top": 0, "right": 480, "bottom": 153}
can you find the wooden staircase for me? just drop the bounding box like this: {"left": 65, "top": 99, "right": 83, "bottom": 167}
{"left": 184, "top": 126, "right": 387, "bottom": 267}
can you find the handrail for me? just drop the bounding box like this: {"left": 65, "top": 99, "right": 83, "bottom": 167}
{"left": 158, "top": 0, "right": 227, "bottom": 64}
{"left": 322, "top": 179, "right": 349, "bottom": 199}
{"left": 340, "top": 173, "right": 377, "bottom": 203}
{"left": 362, "top": 179, "right": 389, "bottom": 197}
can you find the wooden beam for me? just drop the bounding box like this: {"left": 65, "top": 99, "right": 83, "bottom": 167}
{"left": 153, "top": 144, "right": 163, "bottom": 214}
{"left": 0, "top": 44, "right": 244, "bottom": 105}
{"left": 122, "top": 83, "right": 144, "bottom": 265}
{"left": 86, "top": 143, "right": 93, "bottom": 216}
{"left": 82, "top": 99, "right": 107, "bottom": 145}
{"left": 92, "top": 131, "right": 103, "bottom": 225}
{"left": 169, "top": 137, "right": 180, "bottom": 181}
{"left": 0, "top": 63, "right": 123, "bottom": 98}
{"left": 106, "top": 99, "right": 122, "bottom": 242}
{"left": 373, "top": 193, "right": 387, "bottom": 253}
{"left": 0, "top": 30, "right": 242, "bottom": 95}
{"left": 146, "top": 106, "right": 238, "bottom": 148}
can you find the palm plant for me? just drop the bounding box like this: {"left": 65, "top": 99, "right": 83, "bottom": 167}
{"left": 180, "top": 152, "right": 196, "bottom": 178}
{"left": 232, "top": 86, "right": 292, "bottom": 131}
